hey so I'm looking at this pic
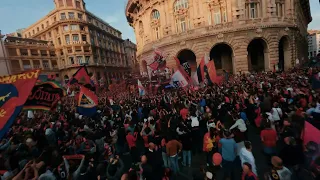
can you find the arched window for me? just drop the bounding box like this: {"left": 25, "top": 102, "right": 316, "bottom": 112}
{"left": 246, "top": 1, "right": 260, "bottom": 19}
{"left": 151, "top": 10, "right": 161, "bottom": 40}
{"left": 174, "top": 0, "right": 189, "bottom": 33}
{"left": 174, "top": 0, "right": 188, "bottom": 12}
{"left": 275, "top": 0, "right": 285, "bottom": 17}
{"left": 151, "top": 9, "right": 160, "bottom": 20}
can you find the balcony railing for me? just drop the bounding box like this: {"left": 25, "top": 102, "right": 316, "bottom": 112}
{"left": 33, "top": 64, "right": 41, "bottom": 69}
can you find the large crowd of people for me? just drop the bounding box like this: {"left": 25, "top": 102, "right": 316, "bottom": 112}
{"left": 0, "top": 66, "right": 320, "bottom": 180}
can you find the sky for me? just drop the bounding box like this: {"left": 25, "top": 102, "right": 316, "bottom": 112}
{"left": 0, "top": 0, "right": 320, "bottom": 43}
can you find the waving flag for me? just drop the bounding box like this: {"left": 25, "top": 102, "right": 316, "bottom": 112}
{"left": 77, "top": 86, "right": 98, "bottom": 117}
{"left": 138, "top": 80, "right": 145, "bottom": 96}
{"left": 170, "top": 69, "right": 189, "bottom": 88}
{"left": 69, "top": 66, "right": 95, "bottom": 91}
{"left": 174, "top": 57, "right": 191, "bottom": 83}
{"left": 148, "top": 48, "right": 167, "bottom": 70}
{"left": 23, "top": 81, "right": 66, "bottom": 111}
{"left": 197, "top": 55, "right": 209, "bottom": 83}
{"left": 0, "top": 70, "right": 40, "bottom": 139}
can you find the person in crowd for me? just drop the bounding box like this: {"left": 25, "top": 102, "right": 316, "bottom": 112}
{"left": 260, "top": 121, "right": 277, "bottom": 156}
{"left": 219, "top": 130, "right": 237, "bottom": 179}
{"left": 203, "top": 127, "right": 216, "bottom": 167}
{"left": 264, "top": 156, "right": 292, "bottom": 180}
{"left": 242, "top": 162, "right": 258, "bottom": 180}
{"left": 0, "top": 66, "right": 319, "bottom": 180}
{"left": 166, "top": 136, "right": 182, "bottom": 175}
{"left": 239, "top": 141, "right": 257, "bottom": 176}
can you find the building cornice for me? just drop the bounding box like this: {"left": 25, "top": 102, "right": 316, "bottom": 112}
{"left": 138, "top": 23, "right": 298, "bottom": 56}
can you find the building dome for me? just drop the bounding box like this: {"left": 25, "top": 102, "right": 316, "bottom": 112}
{"left": 126, "top": 0, "right": 312, "bottom": 74}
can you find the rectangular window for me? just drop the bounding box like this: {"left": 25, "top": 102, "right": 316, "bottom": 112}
{"left": 276, "top": 3, "right": 284, "bottom": 17}
{"left": 180, "top": 18, "right": 186, "bottom": 32}
{"left": 58, "top": 38, "right": 61, "bottom": 45}
{"left": 63, "top": 25, "right": 69, "bottom": 31}
{"left": 67, "top": 48, "right": 72, "bottom": 53}
{"left": 65, "top": 35, "right": 70, "bottom": 43}
{"left": 76, "top": 1, "right": 81, "bottom": 8}
{"left": 68, "top": 12, "right": 75, "bottom": 19}
{"left": 155, "top": 27, "right": 160, "bottom": 40}
{"left": 78, "top": 13, "right": 83, "bottom": 20}
{"left": 77, "top": 56, "right": 84, "bottom": 64}
{"left": 43, "top": 60, "right": 50, "bottom": 69}
{"left": 48, "top": 32, "right": 52, "bottom": 38}
{"left": 85, "top": 56, "right": 90, "bottom": 63}
{"left": 70, "top": 24, "right": 79, "bottom": 30}
{"left": 250, "top": 3, "right": 257, "bottom": 19}
{"left": 60, "top": 13, "right": 66, "bottom": 20}
{"left": 72, "top": 34, "right": 79, "bottom": 41}
{"left": 69, "top": 57, "right": 75, "bottom": 64}
{"left": 214, "top": 11, "right": 221, "bottom": 24}
{"left": 222, "top": 11, "right": 227, "bottom": 22}
{"left": 82, "top": 35, "right": 87, "bottom": 41}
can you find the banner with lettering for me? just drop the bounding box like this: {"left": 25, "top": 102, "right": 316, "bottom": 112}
{"left": 170, "top": 69, "right": 189, "bottom": 88}
{"left": 23, "top": 81, "right": 66, "bottom": 111}
{"left": 0, "top": 70, "right": 40, "bottom": 139}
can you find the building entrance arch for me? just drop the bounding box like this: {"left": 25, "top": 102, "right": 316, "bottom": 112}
{"left": 209, "top": 43, "right": 234, "bottom": 74}
{"left": 279, "top": 36, "right": 291, "bottom": 71}
{"left": 177, "top": 49, "right": 197, "bottom": 76}
{"left": 247, "top": 38, "right": 269, "bottom": 72}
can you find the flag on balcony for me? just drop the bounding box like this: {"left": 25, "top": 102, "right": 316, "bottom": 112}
{"left": 0, "top": 70, "right": 40, "bottom": 139}
{"left": 77, "top": 86, "right": 98, "bottom": 117}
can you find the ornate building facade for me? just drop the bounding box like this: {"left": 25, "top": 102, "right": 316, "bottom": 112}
{"left": 126, "top": 0, "right": 311, "bottom": 74}
{"left": 20, "top": 0, "right": 132, "bottom": 84}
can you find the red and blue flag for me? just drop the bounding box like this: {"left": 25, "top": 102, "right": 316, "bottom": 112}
{"left": 77, "top": 86, "right": 98, "bottom": 117}
{"left": 0, "top": 70, "right": 40, "bottom": 139}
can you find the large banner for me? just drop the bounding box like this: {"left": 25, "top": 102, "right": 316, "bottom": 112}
{"left": 23, "top": 81, "right": 65, "bottom": 111}
{"left": 170, "top": 69, "right": 189, "bottom": 88}
{"left": 0, "top": 70, "right": 40, "bottom": 139}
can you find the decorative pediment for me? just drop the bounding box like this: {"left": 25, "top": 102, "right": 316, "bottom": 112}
{"left": 150, "top": 19, "right": 160, "bottom": 28}
{"left": 174, "top": 8, "right": 188, "bottom": 17}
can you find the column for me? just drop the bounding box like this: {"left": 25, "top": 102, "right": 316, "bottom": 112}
{"left": 27, "top": 49, "right": 31, "bottom": 56}
{"left": 49, "top": 60, "right": 53, "bottom": 69}
{"left": 30, "top": 60, "right": 34, "bottom": 69}
{"left": 40, "top": 59, "right": 44, "bottom": 69}
{"left": 19, "top": 59, "right": 23, "bottom": 71}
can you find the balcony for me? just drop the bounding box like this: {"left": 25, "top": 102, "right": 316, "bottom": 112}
{"left": 33, "top": 64, "right": 41, "bottom": 69}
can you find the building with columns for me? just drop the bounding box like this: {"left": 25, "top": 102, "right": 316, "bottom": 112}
{"left": 7, "top": 0, "right": 133, "bottom": 83}
{"left": 126, "top": 0, "right": 311, "bottom": 74}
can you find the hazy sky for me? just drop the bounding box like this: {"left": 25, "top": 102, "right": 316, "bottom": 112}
{"left": 0, "top": 0, "right": 320, "bottom": 43}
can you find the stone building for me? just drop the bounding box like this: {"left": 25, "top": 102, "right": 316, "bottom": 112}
{"left": 123, "top": 39, "right": 139, "bottom": 73}
{"left": 21, "top": 0, "right": 132, "bottom": 84}
{"left": 126, "top": 0, "right": 311, "bottom": 74}
{"left": 308, "top": 30, "right": 320, "bottom": 59}
{"left": 2, "top": 36, "right": 59, "bottom": 77}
